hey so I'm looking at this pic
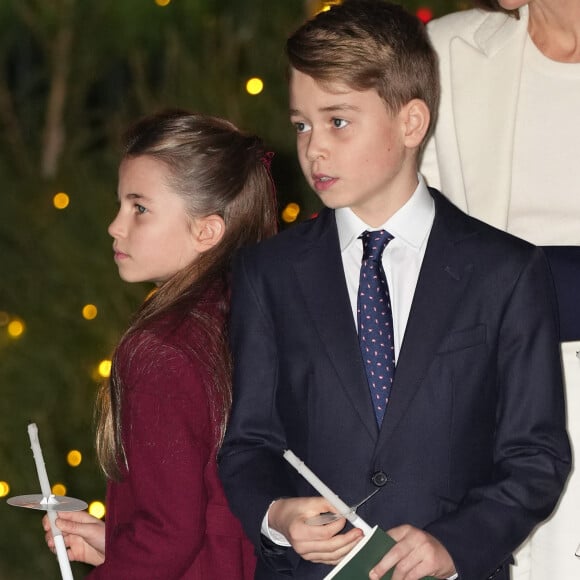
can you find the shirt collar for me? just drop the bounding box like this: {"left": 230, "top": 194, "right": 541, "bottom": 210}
{"left": 335, "top": 174, "right": 435, "bottom": 252}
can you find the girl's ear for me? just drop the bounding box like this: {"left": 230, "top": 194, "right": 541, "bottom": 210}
{"left": 194, "top": 214, "right": 226, "bottom": 253}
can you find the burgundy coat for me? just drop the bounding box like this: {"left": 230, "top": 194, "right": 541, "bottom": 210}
{"left": 89, "top": 292, "right": 256, "bottom": 579}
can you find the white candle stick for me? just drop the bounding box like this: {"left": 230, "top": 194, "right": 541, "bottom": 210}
{"left": 283, "top": 449, "right": 373, "bottom": 535}
{"left": 28, "top": 423, "right": 74, "bottom": 580}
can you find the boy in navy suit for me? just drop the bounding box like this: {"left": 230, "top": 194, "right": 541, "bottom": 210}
{"left": 218, "top": 2, "right": 570, "bottom": 579}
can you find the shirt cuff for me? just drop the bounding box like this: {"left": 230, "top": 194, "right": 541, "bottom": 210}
{"left": 260, "top": 501, "right": 291, "bottom": 547}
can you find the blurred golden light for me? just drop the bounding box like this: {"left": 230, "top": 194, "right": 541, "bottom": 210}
{"left": 281, "top": 202, "right": 301, "bottom": 224}
{"left": 0, "top": 481, "right": 10, "bottom": 497}
{"left": 52, "top": 483, "right": 67, "bottom": 496}
{"left": 245, "top": 77, "right": 264, "bottom": 96}
{"left": 155, "top": 0, "right": 171, "bottom": 6}
{"left": 82, "top": 304, "right": 98, "bottom": 320}
{"left": 67, "top": 450, "right": 82, "bottom": 467}
{"left": 89, "top": 501, "right": 106, "bottom": 519}
{"left": 313, "top": 1, "right": 342, "bottom": 15}
{"left": 7, "top": 319, "right": 25, "bottom": 338}
{"left": 0, "top": 311, "right": 10, "bottom": 326}
{"left": 98, "top": 359, "right": 112, "bottom": 378}
{"left": 53, "top": 192, "right": 70, "bottom": 210}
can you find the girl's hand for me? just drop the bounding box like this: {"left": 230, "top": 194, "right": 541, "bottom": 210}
{"left": 42, "top": 510, "right": 106, "bottom": 567}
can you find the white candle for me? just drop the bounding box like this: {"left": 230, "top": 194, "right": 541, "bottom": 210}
{"left": 28, "top": 423, "right": 53, "bottom": 499}
{"left": 28, "top": 423, "right": 74, "bottom": 580}
{"left": 283, "top": 449, "right": 372, "bottom": 535}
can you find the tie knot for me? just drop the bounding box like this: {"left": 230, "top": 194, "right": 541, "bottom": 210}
{"left": 361, "top": 229, "right": 394, "bottom": 262}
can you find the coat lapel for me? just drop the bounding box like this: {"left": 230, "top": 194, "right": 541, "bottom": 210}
{"left": 377, "top": 191, "right": 475, "bottom": 445}
{"left": 293, "top": 209, "right": 379, "bottom": 442}
{"left": 450, "top": 7, "right": 528, "bottom": 230}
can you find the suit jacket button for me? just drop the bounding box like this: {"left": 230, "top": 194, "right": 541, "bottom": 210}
{"left": 371, "top": 471, "right": 389, "bottom": 487}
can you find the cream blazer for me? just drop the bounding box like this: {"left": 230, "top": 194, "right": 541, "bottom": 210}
{"left": 421, "top": 7, "right": 529, "bottom": 233}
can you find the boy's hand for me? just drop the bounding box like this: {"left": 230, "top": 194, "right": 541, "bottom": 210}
{"left": 369, "top": 525, "right": 456, "bottom": 580}
{"left": 269, "top": 497, "right": 364, "bottom": 565}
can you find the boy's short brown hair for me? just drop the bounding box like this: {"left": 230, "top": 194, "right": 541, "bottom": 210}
{"left": 286, "top": 0, "right": 440, "bottom": 137}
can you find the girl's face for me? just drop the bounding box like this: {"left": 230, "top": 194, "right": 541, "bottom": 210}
{"left": 108, "top": 156, "right": 201, "bottom": 286}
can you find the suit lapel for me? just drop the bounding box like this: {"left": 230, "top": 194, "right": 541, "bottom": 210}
{"left": 450, "top": 7, "right": 528, "bottom": 230}
{"left": 293, "top": 209, "right": 379, "bottom": 442}
{"left": 378, "top": 191, "right": 475, "bottom": 445}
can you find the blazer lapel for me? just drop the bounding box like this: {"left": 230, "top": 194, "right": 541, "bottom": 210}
{"left": 378, "top": 191, "right": 475, "bottom": 445}
{"left": 293, "top": 209, "right": 379, "bottom": 442}
{"left": 450, "top": 7, "right": 528, "bottom": 230}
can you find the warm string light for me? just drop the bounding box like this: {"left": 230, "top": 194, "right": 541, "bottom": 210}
{"left": 281, "top": 202, "right": 301, "bottom": 224}
{"left": 98, "top": 359, "right": 112, "bottom": 378}
{"left": 67, "top": 450, "right": 82, "bottom": 467}
{"left": 7, "top": 318, "right": 25, "bottom": 339}
{"left": 52, "top": 483, "right": 67, "bottom": 496}
{"left": 312, "top": 0, "right": 342, "bottom": 16}
{"left": 0, "top": 481, "right": 10, "bottom": 497}
{"left": 53, "top": 192, "right": 70, "bottom": 210}
{"left": 416, "top": 7, "right": 434, "bottom": 23}
{"left": 0, "top": 312, "right": 25, "bottom": 342}
{"left": 245, "top": 77, "right": 264, "bottom": 96}
{"left": 82, "top": 304, "right": 98, "bottom": 320}
{"left": 89, "top": 501, "right": 106, "bottom": 519}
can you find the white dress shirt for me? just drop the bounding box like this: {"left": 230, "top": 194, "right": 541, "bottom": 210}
{"left": 336, "top": 175, "right": 434, "bottom": 359}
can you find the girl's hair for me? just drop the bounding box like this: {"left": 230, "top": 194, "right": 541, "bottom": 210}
{"left": 96, "top": 110, "right": 278, "bottom": 480}
{"left": 472, "top": 0, "right": 520, "bottom": 17}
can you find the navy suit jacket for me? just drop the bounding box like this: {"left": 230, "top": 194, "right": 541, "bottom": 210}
{"left": 219, "top": 189, "right": 571, "bottom": 580}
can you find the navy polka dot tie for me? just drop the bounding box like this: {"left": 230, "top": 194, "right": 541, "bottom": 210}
{"left": 357, "top": 230, "right": 395, "bottom": 427}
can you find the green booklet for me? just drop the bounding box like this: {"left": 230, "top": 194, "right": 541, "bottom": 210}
{"left": 324, "top": 526, "right": 437, "bottom": 580}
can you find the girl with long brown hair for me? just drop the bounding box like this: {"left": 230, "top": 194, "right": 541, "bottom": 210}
{"left": 43, "top": 109, "right": 277, "bottom": 578}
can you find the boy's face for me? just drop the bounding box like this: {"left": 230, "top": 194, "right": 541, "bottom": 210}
{"left": 289, "top": 68, "right": 418, "bottom": 226}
